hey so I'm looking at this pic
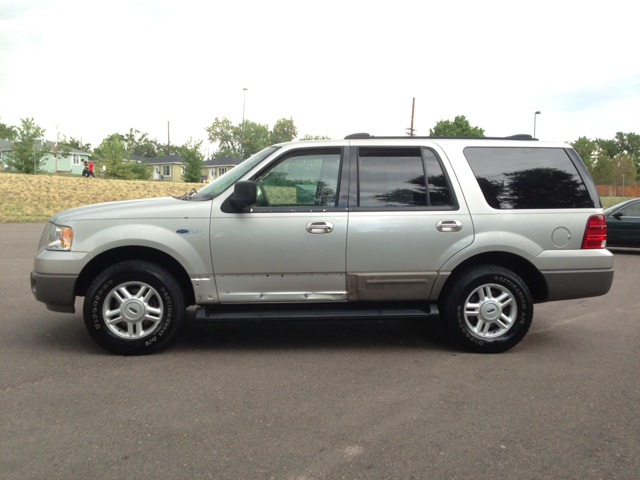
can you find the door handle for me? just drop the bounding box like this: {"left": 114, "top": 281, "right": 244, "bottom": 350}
{"left": 436, "top": 220, "right": 462, "bottom": 232}
{"left": 306, "top": 221, "right": 334, "bottom": 234}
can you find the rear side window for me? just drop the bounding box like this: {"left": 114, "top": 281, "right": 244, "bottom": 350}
{"left": 464, "top": 147, "right": 594, "bottom": 209}
{"left": 357, "top": 147, "right": 456, "bottom": 208}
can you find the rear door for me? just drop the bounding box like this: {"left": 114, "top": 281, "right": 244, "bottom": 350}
{"left": 345, "top": 144, "right": 474, "bottom": 301}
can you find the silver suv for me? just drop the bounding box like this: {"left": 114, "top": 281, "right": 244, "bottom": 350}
{"left": 31, "top": 134, "right": 614, "bottom": 354}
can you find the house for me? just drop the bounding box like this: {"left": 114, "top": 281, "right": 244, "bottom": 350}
{"left": 144, "top": 154, "right": 242, "bottom": 183}
{"left": 201, "top": 156, "right": 241, "bottom": 182}
{"left": 0, "top": 139, "right": 91, "bottom": 174}
{"left": 146, "top": 154, "right": 186, "bottom": 182}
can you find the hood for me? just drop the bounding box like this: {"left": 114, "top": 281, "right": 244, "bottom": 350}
{"left": 50, "top": 196, "right": 213, "bottom": 223}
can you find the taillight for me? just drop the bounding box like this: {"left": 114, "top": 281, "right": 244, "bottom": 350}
{"left": 581, "top": 214, "right": 607, "bottom": 249}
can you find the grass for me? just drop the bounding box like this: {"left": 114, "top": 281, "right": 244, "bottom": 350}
{"left": 601, "top": 197, "right": 636, "bottom": 208}
{"left": 0, "top": 172, "right": 636, "bottom": 222}
{"left": 0, "top": 172, "right": 202, "bottom": 222}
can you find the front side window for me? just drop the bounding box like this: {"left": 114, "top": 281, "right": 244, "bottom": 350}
{"left": 72, "top": 155, "right": 80, "bottom": 165}
{"left": 464, "top": 147, "right": 593, "bottom": 209}
{"left": 219, "top": 167, "right": 227, "bottom": 176}
{"left": 620, "top": 202, "right": 640, "bottom": 216}
{"left": 254, "top": 148, "right": 341, "bottom": 208}
{"left": 162, "top": 165, "right": 170, "bottom": 176}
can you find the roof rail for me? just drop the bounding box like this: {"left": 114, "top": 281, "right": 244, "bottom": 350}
{"left": 344, "top": 133, "right": 537, "bottom": 141}
{"left": 344, "top": 133, "right": 371, "bottom": 139}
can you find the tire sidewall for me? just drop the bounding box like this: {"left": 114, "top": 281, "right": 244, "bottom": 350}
{"left": 443, "top": 267, "right": 533, "bottom": 353}
{"left": 83, "top": 262, "right": 184, "bottom": 355}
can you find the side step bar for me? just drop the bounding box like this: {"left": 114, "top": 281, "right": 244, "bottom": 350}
{"left": 194, "top": 302, "right": 439, "bottom": 323}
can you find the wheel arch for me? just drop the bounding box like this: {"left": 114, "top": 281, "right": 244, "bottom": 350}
{"left": 439, "top": 251, "right": 549, "bottom": 303}
{"left": 75, "top": 246, "right": 196, "bottom": 306}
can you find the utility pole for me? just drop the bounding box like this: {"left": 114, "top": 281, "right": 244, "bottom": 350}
{"left": 167, "top": 121, "right": 171, "bottom": 155}
{"left": 290, "top": 116, "right": 293, "bottom": 141}
{"left": 405, "top": 97, "right": 416, "bottom": 136}
{"left": 240, "top": 88, "right": 248, "bottom": 161}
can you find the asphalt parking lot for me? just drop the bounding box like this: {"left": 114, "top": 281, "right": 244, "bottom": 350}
{"left": 1, "top": 222, "right": 638, "bottom": 479}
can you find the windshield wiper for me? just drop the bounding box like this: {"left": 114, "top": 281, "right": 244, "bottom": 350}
{"left": 173, "top": 188, "right": 198, "bottom": 201}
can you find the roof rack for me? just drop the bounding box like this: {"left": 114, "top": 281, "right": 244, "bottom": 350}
{"left": 344, "top": 133, "right": 537, "bottom": 141}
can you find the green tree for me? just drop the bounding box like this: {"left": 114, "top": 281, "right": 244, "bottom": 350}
{"left": 429, "top": 115, "right": 485, "bottom": 137}
{"left": 590, "top": 152, "right": 615, "bottom": 185}
{"left": 205, "top": 117, "right": 270, "bottom": 160}
{"left": 299, "top": 134, "right": 331, "bottom": 141}
{"left": 6, "top": 118, "right": 49, "bottom": 174}
{"left": 0, "top": 121, "right": 17, "bottom": 141}
{"left": 576, "top": 132, "right": 640, "bottom": 182}
{"left": 129, "top": 158, "right": 152, "bottom": 180}
{"left": 613, "top": 153, "right": 636, "bottom": 186}
{"left": 66, "top": 136, "right": 92, "bottom": 152}
{"left": 205, "top": 117, "right": 239, "bottom": 157}
{"left": 52, "top": 135, "right": 72, "bottom": 171}
{"left": 96, "top": 133, "right": 136, "bottom": 179}
{"left": 241, "top": 120, "right": 270, "bottom": 159}
{"left": 119, "top": 128, "right": 165, "bottom": 158}
{"left": 595, "top": 138, "right": 619, "bottom": 159}
{"left": 206, "top": 117, "right": 328, "bottom": 160}
{"left": 613, "top": 132, "right": 640, "bottom": 179}
{"left": 270, "top": 118, "right": 298, "bottom": 144}
{"left": 570, "top": 136, "right": 598, "bottom": 171}
{"left": 173, "top": 138, "right": 205, "bottom": 183}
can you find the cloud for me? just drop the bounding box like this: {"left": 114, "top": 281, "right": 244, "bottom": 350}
{"left": 541, "top": 74, "right": 640, "bottom": 113}
{"left": 0, "top": 0, "right": 53, "bottom": 22}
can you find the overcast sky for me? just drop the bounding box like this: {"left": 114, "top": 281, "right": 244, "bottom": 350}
{"left": 1, "top": 0, "right": 638, "bottom": 153}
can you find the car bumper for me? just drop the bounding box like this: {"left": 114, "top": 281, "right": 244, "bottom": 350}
{"left": 542, "top": 268, "right": 614, "bottom": 301}
{"left": 30, "top": 271, "right": 77, "bottom": 313}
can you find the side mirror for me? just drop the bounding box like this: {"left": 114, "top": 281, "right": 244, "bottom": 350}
{"left": 612, "top": 211, "right": 624, "bottom": 219}
{"left": 231, "top": 180, "right": 257, "bottom": 210}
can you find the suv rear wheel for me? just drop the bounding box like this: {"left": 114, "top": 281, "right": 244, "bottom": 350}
{"left": 83, "top": 261, "right": 186, "bottom": 355}
{"left": 439, "top": 266, "right": 533, "bottom": 353}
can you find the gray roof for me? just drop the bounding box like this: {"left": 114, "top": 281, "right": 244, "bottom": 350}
{"left": 146, "top": 154, "right": 185, "bottom": 165}
{"left": 204, "top": 156, "right": 241, "bottom": 167}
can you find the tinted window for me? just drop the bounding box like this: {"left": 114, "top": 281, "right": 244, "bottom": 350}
{"left": 423, "top": 148, "right": 454, "bottom": 207}
{"left": 358, "top": 148, "right": 426, "bottom": 207}
{"left": 620, "top": 201, "right": 640, "bottom": 216}
{"left": 464, "top": 147, "right": 593, "bottom": 209}
{"left": 254, "top": 149, "right": 341, "bottom": 207}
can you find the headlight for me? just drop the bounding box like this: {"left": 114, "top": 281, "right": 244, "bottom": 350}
{"left": 46, "top": 225, "right": 74, "bottom": 251}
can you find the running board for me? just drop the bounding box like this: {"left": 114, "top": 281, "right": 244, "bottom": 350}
{"left": 194, "top": 302, "right": 438, "bottom": 323}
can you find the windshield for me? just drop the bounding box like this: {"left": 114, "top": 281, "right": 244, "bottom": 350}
{"left": 195, "top": 146, "right": 279, "bottom": 199}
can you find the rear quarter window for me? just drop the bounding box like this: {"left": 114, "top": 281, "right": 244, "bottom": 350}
{"left": 464, "top": 147, "right": 594, "bottom": 209}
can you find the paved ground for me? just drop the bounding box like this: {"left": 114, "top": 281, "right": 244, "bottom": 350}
{"left": 1, "top": 222, "right": 639, "bottom": 479}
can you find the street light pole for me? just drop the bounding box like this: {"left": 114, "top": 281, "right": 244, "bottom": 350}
{"left": 534, "top": 111, "right": 541, "bottom": 139}
{"left": 240, "top": 88, "right": 248, "bottom": 161}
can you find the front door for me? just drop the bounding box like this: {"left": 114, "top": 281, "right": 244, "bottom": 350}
{"left": 211, "top": 147, "right": 348, "bottom": 303}
{"left": 608, "top": 201, "right": 640, "bottom": 247}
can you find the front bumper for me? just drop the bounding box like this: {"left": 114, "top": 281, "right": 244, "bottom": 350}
{"left": 30, "top": 271, "right": 77, "bottom": 313}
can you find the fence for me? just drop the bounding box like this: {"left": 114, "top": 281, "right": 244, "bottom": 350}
{"left": 596, "top": 185, "right": 640, "bottom": 197}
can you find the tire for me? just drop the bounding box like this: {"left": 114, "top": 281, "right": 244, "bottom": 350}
{"left": 439, "top": 266, "right": 533, "bottom": 353}
{"left": 83, "top": 260, "right": 186, "bottom": 355}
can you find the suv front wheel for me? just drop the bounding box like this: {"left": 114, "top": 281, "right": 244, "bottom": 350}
{"left": 83, "top": 260, "right": 186, "bottom": 355}
{"left": 439, "top": 266, "right": 533, "bottom": 353}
